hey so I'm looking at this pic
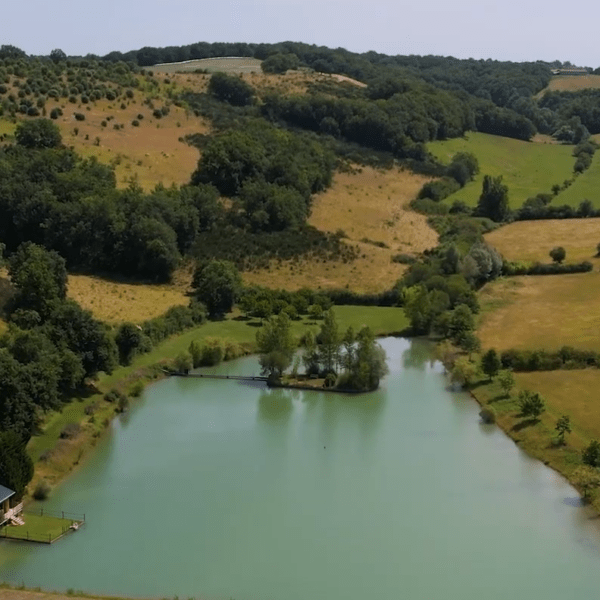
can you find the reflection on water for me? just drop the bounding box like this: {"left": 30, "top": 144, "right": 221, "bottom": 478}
{"left": 4, "top": 338, "right": 600, "bottom": 600}
{"left": 257, "top": 389, "right": 293, "bottom": 422}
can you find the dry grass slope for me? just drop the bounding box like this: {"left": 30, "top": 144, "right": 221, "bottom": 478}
{"left": 243, "top": 166, "right": 438, "bottom": 293}
{"left": 67, "top": 274, "right": 190, "bottom": 324}
{"left": 478, "top": 271, "right": 600, "bottom": 352}
{"left": 540, "top": 74, "right": 600, "bottom": 94}
{"left": 484, "top": 219, "right": 600, "bottom": 263}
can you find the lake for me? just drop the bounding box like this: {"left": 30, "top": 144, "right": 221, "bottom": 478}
{"left": 2, "top": 338, "right": 600, "bottom": 599}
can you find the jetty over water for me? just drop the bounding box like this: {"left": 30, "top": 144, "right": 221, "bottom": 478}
{"left": 170, "top": 372, "right": 268, "bottom": 382}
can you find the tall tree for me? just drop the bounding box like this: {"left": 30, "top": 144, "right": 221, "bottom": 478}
{"left": 192, "top": 260, "right": 242, "bottom": 318}
{"left": 15, "top": 118, "right": 62, "bottom": 149}
{"left": 0, "top": 431, "right": 34, "bottom": 499}
{"left": 318, "top": 309, "right": 340, "bottom": 374}
{"left": 476, "top": 175, "right": 510, "bottom": 222}
{"left": 9, "top": 242, "right": 67, "bottom": 320}
{"left": 256, "top": 313, "right": 295, "bottom": 379}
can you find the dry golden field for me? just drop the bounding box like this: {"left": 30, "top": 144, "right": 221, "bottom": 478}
{"left": 66, "top": 274, "right": 190, "bottom": 324}
{"left": 45, "top": 89, "right": 207, "bottom": 190}
{"left": 243, "top": 166, "right": 438, "bottom": 293}
{"left": 1, "top": 76, "right": 208, "bottom": 190}
{"left": 485, "top": 219, "right": 600, "bottom": 264}
{"left": 164, "top": 68, "right": 365, "bottom": 98}
{"left": 541, "top": 74, "right": 600, "bottom": 94}
{"left": 478, "top": 272, "right": 600, "bottom": 352}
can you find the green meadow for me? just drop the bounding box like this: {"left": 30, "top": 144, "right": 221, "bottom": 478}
{"left": 554, "top": 150, "right": 600, "bottom": 207}
{"left": 428, "top": 132, "right": 575, "bottom": 208}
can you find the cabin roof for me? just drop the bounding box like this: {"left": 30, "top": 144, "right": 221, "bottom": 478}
{"left": 0, "top": 484, "right": 15, "bottom": 504}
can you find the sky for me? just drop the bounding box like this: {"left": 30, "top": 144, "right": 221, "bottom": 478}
{"left": 3, "top": 0, "right": 599, "bottom": 66}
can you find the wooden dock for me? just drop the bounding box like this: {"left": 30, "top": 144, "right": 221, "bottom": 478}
{"left": 170, "top": 372, "right": 268, "bottom": 382}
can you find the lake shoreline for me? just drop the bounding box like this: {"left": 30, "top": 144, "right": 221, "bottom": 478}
{"left": 24, "top": 320, "right": 403, "bottom": 506}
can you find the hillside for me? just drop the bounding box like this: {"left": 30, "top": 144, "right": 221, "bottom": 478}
{"left": 243, "top": 166, "right": 438, "bottom": 293}
{"left": 428, "top": 132, "right": 576, "bottom": 208}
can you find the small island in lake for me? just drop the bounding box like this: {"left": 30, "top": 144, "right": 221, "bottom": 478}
{"left": 257, "top": 309, "right": 388, "bottom": 393}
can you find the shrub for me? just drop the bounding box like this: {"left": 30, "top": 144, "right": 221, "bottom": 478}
{"left": 33, "top": 479, "right": 51, "bottom": 501}
{"left": 131, "top": 119, "right": 139, "bottom": 127}
{"left": 74, "top": 112, "right": 85, "bottom": 121}
{"left": 324, "top": 373, "right": 337, "bottom": 388}
{"left": 129, "top": 381, "right": 145, "bottom": 397}
{"left": 60, "top": 422, "right": 81, "bottom": 439}
{"left": 391, "top": 253, "right": 417, "bottom": 265}
{"left": 116, "top": 394, "right": 129, "bottom": 413}
{"left": 174, "top": 351, "right": 193, "bottom": 373}
{"left": 479, "top": 406, "right": 496, "bottom": 424}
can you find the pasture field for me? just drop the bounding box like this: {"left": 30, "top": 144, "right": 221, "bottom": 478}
{"left": 541, "top": 74, "right": 600, "bottom": 94}
{"left": 477, "top": 272, "right": 600, "bottom": 352}
{"left": 151, "top": 57, "right": 263, "bottom": 74}
{"left": 484, "top": 218, "right": 600, "bottom": 263}
{"left": 67, "top": 274, "right": 191, "bottom": 324}
{"left": 428, "top": 132, "right": 575, "bottom": 208}
{"left": 243, "top": 166, "right": 438, "bottom": 293}
{"left": 554, "top": 151, "right": 600, "bottom": 207}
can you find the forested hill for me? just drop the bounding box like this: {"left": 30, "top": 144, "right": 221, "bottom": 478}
{"left": 100, "top": 41, "right": 599, "bottom": 137}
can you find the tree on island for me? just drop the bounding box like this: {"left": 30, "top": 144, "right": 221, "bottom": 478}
{"left": 338, "top": 326, "right": 389, "bottom": 392}
{"left": 318, "top": 309, "right": 340, "bottom": 374}
{"left": 256, "top": 313, "right": 295, "bottom": 380}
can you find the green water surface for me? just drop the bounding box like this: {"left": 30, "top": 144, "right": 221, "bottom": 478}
{"left": 2, "top": 338, "right": 600, "bottom": 599}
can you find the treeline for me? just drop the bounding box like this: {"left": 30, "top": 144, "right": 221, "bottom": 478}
{"left": 260, "top": 86, "right": 475, "bottom": 158}
{"left": 98, "top": 40, "right": 553, "bottom": 140}
{"left": 500, "top": 347, "right": 600, "bottom": 372}
{"left": 539, "top": 89, "right": 600, "bottom": 135}
{"left": 0, "top": 243, "right": 117, "bottom": 441}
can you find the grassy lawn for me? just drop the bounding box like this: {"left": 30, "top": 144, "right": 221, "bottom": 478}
{"left": 554, "top": 151, "right": 600, "bottom": 207}
{"left": 2, "top": 513, "right": 75, "bottom": 543}
{"left": 477, "top": 273, "right": 600, "bottom": 352}
{"left": 484, "top": 219, "right": 600, "bottom": 264}
{"left": 428, "top": 132, "right": 575, "bottom": 208}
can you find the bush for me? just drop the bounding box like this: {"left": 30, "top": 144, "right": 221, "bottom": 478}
{"left": 104, "top": 389, "right": 127, "bottom": 405}
{"left": 60, "top": 422, "right": 81, "bottom": 439}
{"left": 391, "top": 253, "right": 417, "bottom": 265}
{"left": 129, "top": 381, "right": 145, "bottom": 397}
{"left": 74, "top": 112, "right": 85, "bottom": 121}
{"left": 33, "top": 480, "right": 51, "bottom": 501}
{"left": 116, "top": 394, "right": 129, "bottom": 413}
{"left": 131, "top": 119, "right": 139, "bottom": 127}
{"left": 479, "top": 406, "right": 496, "bottom": 424}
